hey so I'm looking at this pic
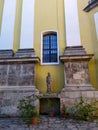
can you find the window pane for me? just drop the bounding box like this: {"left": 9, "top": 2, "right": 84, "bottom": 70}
{"left": 43, "top": 36, "right": 49, "bottom": 49}
{"left": 43, "top": 32, "right": 58, "bottom": 63}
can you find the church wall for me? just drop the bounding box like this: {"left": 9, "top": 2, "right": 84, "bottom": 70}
{"left": 34, "top": 0, "right": 65, "bottom": 93}
{"left": 0, "top": 0, "right": 97, "bottom": 92}
{"left": 0, "top": 0, "right": 98, "bottom": 116}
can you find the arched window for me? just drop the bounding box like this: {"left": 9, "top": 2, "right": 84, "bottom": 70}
{"left": 41, "top": 31, "right": 59, "bottom": 64}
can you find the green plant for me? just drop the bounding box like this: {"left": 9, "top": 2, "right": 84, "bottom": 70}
{"left": 61, "top": 104, "right": 67, "bottom": 117}
{"left": 17, "top": 94, "right": 39, "bottom": 124}
{"left": 70, "top": 97, "right": 98, "bottom": 121}
{"left": 47, "top": 98, "right": 55, "bottom": 116}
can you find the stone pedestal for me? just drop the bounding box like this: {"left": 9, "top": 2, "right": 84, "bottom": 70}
{"left": 60, "top": 46, "right": 93, "bottom": 87}
{"left": 59, "top": 46, "right": 98, "bottom": 108}
{"left": 0, "top": 49, "right": 39, "bottom": 116}
{"left": 0, "top": 86, "right": 39, "bottom": 117}
{"left": 0, "top": 50, "right": 14, "bottom": 58}
{"left": 14, "top": 48, "right": 36, "bottom": 58}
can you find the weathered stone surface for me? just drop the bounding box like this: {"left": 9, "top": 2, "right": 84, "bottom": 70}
{"left": 59, "top": 46, "right": 98, "bottom": 110}
{"left": 0, "top": 86, "right": 39, "bottom": 116}
{"left": 0, "top": 63, "right": 35, "bottom": 86}
{"left": 0, "top": 50, "right": 14, "bottom": 58}
{"left": 59, "top": 88, "right": 98, "bottom": 107}
{"left": 0, "top": 49, "right": 39, "bottom": 116}
{"left": 14, "top": 48, "right": 36, "bottom": 58}
{"left": 64, "top": 46, "right": 86, "bottom": 56}
{"left": 64, "top": 61, "right": 90, "bottom": 85}
{"left": 0, "top": 49, "right": 39, "bottom": 86}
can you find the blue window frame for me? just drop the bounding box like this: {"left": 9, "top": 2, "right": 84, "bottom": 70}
{"left": 43, "top": 32, "right": 58, "bottom": 63}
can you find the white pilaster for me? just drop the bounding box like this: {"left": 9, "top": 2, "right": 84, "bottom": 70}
{"left": 0, "top": 0, "right": 16, "bottom": 50}
{"left": 20, "top": 0, "right": 35, "bottom": 49}
{"left": 64, "top": 0, "right": 81, "bottom": 46}
{"left": 94, "top": 12, "right": 98, "bottom": 40}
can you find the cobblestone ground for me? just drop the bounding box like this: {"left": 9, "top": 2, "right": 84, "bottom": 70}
{"left": 0, "top": 116, "right": 98, "bottom": 130}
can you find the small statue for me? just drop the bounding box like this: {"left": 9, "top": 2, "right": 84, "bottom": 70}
{"left": 46, "top": 72, "right": 52, "bottom": 93}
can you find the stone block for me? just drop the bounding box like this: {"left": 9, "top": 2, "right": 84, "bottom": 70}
{"left": 66, "top": 91, "right": 81, "bottom": 99}
{"left": 94, "top": 91, "right": 98, "bottom": 98}
{"left": 64, "top": 61, "right": 90, "bottom": 85}
{"left": 81, "top": 91, "right": 87, "bottom": 97}
{"left": 64, "top": 46, "right": 86, "bottom": 56}
{"left": 0, "top": 50, "right": 14, "bottom": 58}
{"left": 14, "top": 48, "right": 36, "bottom": 58}
{"left": 0, "top": 86, "right": 39, "bottom": 116}
{"left": 86, "top": 91, "right": 95, "bottom": 98}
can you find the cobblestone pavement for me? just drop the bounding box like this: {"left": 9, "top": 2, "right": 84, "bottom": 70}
{"left": 0, "top": 116, "right": 98, "bottom": 130}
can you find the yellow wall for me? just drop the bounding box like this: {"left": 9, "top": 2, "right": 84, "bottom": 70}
{"left": 0, "top": 0, "right": 4, "bottom": 35}
{"left": 13, "top": 0, "right": 22, "bottom": 52}
{"left": 78, "top": 0, "right": 98, "bottom": 88}
{"left": 34, "top": 0, "right": 65, "bottom": 93}
{"left": 34, "top": 0, "right": 98, "bottom": 92}
{"left": 0, "top": 0, "right": 98, "bottom": 90}
{"left": 89, "top": 8, "right": 98, "bottom": 88}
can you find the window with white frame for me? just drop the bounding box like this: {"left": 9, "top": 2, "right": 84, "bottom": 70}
{"left": 41, "top": 31, "right": 58, "bottom": 64}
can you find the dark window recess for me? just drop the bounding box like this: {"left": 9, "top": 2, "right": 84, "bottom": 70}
{"left": 40, "top": 98, "right": 60, "bottom": 116}
{"left": 43, "top": 33, "right": 58, "bottom": 63}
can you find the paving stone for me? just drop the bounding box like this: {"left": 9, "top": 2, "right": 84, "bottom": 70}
{"left": 0, "top": 116, "right": 98, "bottom": 130}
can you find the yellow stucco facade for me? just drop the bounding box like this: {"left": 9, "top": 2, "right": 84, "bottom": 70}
{"left": 0, "top": 0, "right": 98, "bottom": 92}
{"left": 34, "top": 0, "right": 65, "bottom": 92}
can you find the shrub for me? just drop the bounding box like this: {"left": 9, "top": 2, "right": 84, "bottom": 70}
{"left": 17, "top": 94, "right": 39, "bottom": 124}
{"left": 70, "top": 97, "right": 98, "bottom": 121}
{"left": 61, "top": 104, "right": 68, "bottom": 117}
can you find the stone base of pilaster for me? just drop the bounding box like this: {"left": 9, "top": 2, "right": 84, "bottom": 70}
{"left": 64, "top": 46, "right": 86, "bottom": 56}
{"left": 60, "top": 46, "right": 93, "bottom": 86}
{"left": 0, "top": 50, "right": 14, "bottom": 58}
{"left": 0, "top": 86, "right": 39, "bottom": 117}
{"left": 0, "top": 48, "right": 40, "bottom": 116}
{"left": 14, "top": 48, "right": 36, "bottom": 58}
{"left": 59, "top": 46, "right": 98, "bottom": 109}
{"left": 0, "top": 49, "right": 39, "bottom": 86}
{"left": 59, "top": 88, "right": 98, "bottom": 107}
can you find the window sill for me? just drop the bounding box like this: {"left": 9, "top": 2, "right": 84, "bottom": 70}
{"left": 40, "top": 62, "right": 59, "bottom": 65}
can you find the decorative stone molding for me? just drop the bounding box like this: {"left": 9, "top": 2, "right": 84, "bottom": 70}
{"left": 0, "top": 50, "right": 14, "bottom": 59}
{"left": 84, "top": 0, "right": 98, "bottom": 12}
{"left": 39, "top": 93, "right": 58, "bottom": 98}
{"left": 14, "top": 48, "right": 37, "bottom": 58}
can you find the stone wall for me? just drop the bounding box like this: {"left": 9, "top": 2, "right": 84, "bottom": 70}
{"left": 0, "top": 49, "right": 39, "bottom": 116}
{"left": 0, "top": 86, "right": 39, "bottom": 117}
{"left": 0, "top": 63, "right": 35, "bottom": 86}
{"left": 59, "top": 89, "right": 98, "bottom": 107}
{"left": 64, "top": 61, "right": 90, "bottom": 85}
{"left": 60, "top": 46, "right": 98, "bottom": 111}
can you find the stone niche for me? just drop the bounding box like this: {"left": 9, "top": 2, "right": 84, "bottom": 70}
{"left": 0, "top": 49, "right": 39, "bottom": 116}
{"left": 59, "top": 46, "right": 98, "bottom": 108}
